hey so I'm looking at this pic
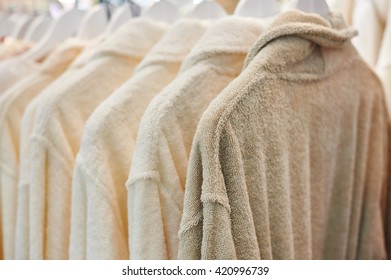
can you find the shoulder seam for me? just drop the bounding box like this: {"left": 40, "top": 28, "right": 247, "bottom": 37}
{"left": 29, "top": 134, "right": 73, "bottom": 175}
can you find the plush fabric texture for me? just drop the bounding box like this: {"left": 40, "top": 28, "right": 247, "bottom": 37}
{"left": 352, "top": 0, "right": 385, "bottom": 67}
{"left": 13, "top": 36, "right": 106, "bottom": 260}
{"left": 14, "top": 40, "right": 101, "bottom": 260}
{"left": 178, "top": 10, "right": 389, "bottom": 260}
{"left": 14, "top": 59, "right": 91, "bottom": 260}
{"left": 0, "top": 57, "right": 38, "bottom": 96}
{"left": 25, "top": 18, "right": 167, "bottom": 260}
{"left": 126, "top": 17, "right": 265, "bottom": 260}
{"left": 0, "top": 39, "right": 85, "bottom": 260}
{"left": 69, "top": 19, "right": 208, "bottom": 260}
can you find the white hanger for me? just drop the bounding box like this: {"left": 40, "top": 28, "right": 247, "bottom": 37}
{"left": 77, "top": 4, "right": 109, "bottom": 40}
{"left": 186, "top": 0, "right": 227, "bottom": 20}
{"left": 105, "top": 1, "right": 141, "bottom": 34}
{"left": 0, "top": 16, "right": 17, "bottom": 37}
{"left": 143, "top": 0, "right": 180, "bottom": 24}
{"left": 105, "top": 4, "right": 133, "bottom": 34}
{"left": 234, "top": 0, "right": 280, "bottom": 18}
{"left": 11, "top": 15, "right": 36, "bottom": 40}
{"left": 21, "top": 8, "right": 85, "bottom": 61}
{"left": 296, "top": 0, "right": 330, "bottom": 16}
{"left": 24, "top": 15, "right": 54, "bottom": 43}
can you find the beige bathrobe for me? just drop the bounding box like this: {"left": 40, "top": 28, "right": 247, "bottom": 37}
{"left": 69, "top": 19, "right": 208, "bottom": 260}
{"left": 179, "top": 11, "right": 389, "bottom": 260}
{"left": 26, "top": 18, "right": 167, "bottom": 260}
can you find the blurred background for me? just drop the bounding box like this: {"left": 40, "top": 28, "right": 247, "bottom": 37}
{"left": 0, "top": 0, "right": 242, "bottom": 16}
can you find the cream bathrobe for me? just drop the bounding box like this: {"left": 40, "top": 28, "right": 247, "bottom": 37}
{"left": 14, "top": 43, "right": 98, "bottom": 260}
{"left": 0, "top": 40, "right": 85, "bottom": 260}
{"left": 179, "top": 11, "right": 389, "bottom": 260}
{"left": 0, "top": 57, "right": 38, "bottom": 95}
{"left": 14, "top": 41, "right": 102, "bottom": 260}
{"left": 69, "top": 19, "right": 208, "bottom": 260}
{"left": 127, "top": 17, "right": 265, "bottom": 260}
{"left": 26, "top": 19, "right": 167, "bottom": 260}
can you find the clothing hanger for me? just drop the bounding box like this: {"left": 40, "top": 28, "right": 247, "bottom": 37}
{"left": 296, "top": 0, "right": 330, "bottom": 17}
{"left": 185, "top": 0, "right": 227, "bottom": 20}
{"left": 0, "top": 16, "right": 17, "bottom": 37}
{"left": 125, "top": 0, "right": 142, "bottom": 17}
{"left": 24, "top": 15, "right": 53, "bottom": 43}
{"left": 11, "top": 15, "right": 36, "bottom": 40}
{"left": 143, "top": 0, "right": 180, "bottom": 24}
{"left": 77, "top": 4, "right": 109, "bottom": 40}
{"left": 234, "top": 0, "right": 280, "bottom": 18}
{"left": 3, "top": 5, "right": 33, "bottom": 36}
{"left": 105, "top": 4, "right": 133, "bottom": 34}
{"left": 104, "top": 0, "right": 141, "bottom": 34}
{"left": 21, "top": 7, "right": 85, "bottom": 61}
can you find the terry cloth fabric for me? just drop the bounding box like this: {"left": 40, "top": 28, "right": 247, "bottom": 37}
{"left": 0, "top": 39, "right": 86, "bottom": 260}
{"left": 69, "top": 19, "right": 209, "bottom": 260}
{"left": 14, "top": 58, "right": 91, "bottom": 260}
{"left": 126, "top": 17, "right": 265, "bottom": 260}
{"left": 352, "top": 0, "right": 385, "bottom": 68}
{"left": 26, "top": 18, "right": 167, "bottom": 260}
{"left": 178, "top": 10, "right": 389, "bottom": 260}
{"left": 0, "top": 56, "right": 38, "bottom": 95}
{"left": 14, "top": 39, "right": 101, "bottom": 260}
{"left": 14, "top": 38, "right": 102, "bottom": 260}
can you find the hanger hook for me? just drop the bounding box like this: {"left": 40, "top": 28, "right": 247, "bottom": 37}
{"left": 126, "top": 0, "right": 142, "bottom": 17}
{"left": 103, "top": 0, "right": 113, "bottom": 21}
